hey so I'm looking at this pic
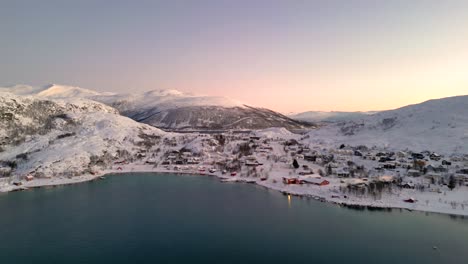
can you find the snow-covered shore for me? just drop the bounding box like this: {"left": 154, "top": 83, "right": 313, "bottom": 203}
{"left": 3, "top": 163, "right": 468, "bottom": 217}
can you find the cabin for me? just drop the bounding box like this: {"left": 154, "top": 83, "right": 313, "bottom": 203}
{"left": 396, "top": 151, "right": 407, "bottom": 158}
{"left": 407, "top": 169, "right": 421, "bottom": 177}
{"left": 411, "top": 153, "right": 425, "bottom": 160}
{"left": 430, "top": 153, "right": 442, "bottom": 161}
{"left": 335, "top": 168, "right": 350, "bottom": 178}
{"left": 246, "top": 160, "right": 262, "bottom": 166}
{"left": 25, "top": 175, "right": 34, "bottom": 181}
{"left": 145, "top": 158, "right": 157, "bottom": 165}
{"left": 378, "top": 175, "right": 395, "bottom": 183}
{"left": 304, "top": 155, "right": 317, "bottom": 162}
{"left": 442, "top": 160, "right": 452, "bottom": 166}
{"left": 400, "top": 182, "right": 415, "bottom": 189}
{"left": 283, "top": 176, "right": 301, "bottom": 185}
{"left": 450, "top": 155, "right": 463, "bottom": 162}
{"left": 298, "top": 170, "right": 314, "bottom": 176}
{"left": 383, "top": 163, "right": 396, "bottom": 170}
{"left": 426, "top": 164, "right": 447, "bottom": 173}
{"left": 302, "top": 177, "right": 330, "bottom": 186}
{"left": 346, "top": 178, "right": 368, "bottom": 188}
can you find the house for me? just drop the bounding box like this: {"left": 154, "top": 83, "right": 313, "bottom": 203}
{"left": 383, "top": 163, "right": 396, "bottom": 170}
{"left": 346, "top": 178, "right": 368, "bottom": 188}
{"left": 407, "top": 169, "right": 421, "bottom": 177}
{"left": 304, "top": 155, "right": 317, "bottom": 162}
{"left": 396, "top": 151, "right": 407, "bottom": 158}
{"left": 378, "top": 175, "right": 395, "bottom": 183}
{"left": 146, "top": 158, "right": 158, "bottom": 165}
{"left": 246, "top": 160, "right": 263, "bottom": 166}
{"left": 335, "top": 168, "right": 350, "bottom": 178}
{"left": 442, "top": 160, "right": 452, "bottom": 166}
{"left": 426, "top": 164, "right": 447, "bottom": 173}
{"left": 411, "top": 153, "right": 425, "bottom": 160}
{"left": 450, "top": 155, "right": 463, "bottom": 162}
{"left": 400, "top": 182, "right": 415, "bottom": 189}
{"left": 298, "top": 170, "right": 314, "bottom": 176}
{"left": 283, "top": 176, "right": 301, "bottom": 184}
{"left": 25, "top": 175, "right": 34, "bottom": 181}
{"left": 302, "top": 177, "right": 330, "bottom": 186}
{"left": 430, "top": 153, "right": 442, "bottom": 161}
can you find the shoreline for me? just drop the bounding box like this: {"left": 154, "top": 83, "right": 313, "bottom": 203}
{"left": 1, "top": 164, "right": 467, "bottom": 217}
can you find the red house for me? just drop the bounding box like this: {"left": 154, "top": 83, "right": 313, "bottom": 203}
{"left": 283, "top": 177, "right": 302, "bottom": 184}
{"left": 303, "top": 177, "right": 330, "bottom": 186}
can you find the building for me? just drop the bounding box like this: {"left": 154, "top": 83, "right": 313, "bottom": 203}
{"left": 335, "top": 168, "right": 350, "bottom": 177}
{"left": 407, "top": 169, "right": 421, "bottom": 177}
{"left": 302, "top": 177, "right": 330, "bottom": 186}
{"left": 283, "top": 176, "right": 301, "bottom": 184}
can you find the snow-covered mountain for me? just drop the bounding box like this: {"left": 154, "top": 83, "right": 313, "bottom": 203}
{"left": 307, "top": 95, "right": 468, "bottom": 154}
{"left": 2, "top": 84, "right": 312, "bottom": 131}
{"left": 1, "top": 84, "right": 114, "bottom": 98}
{"left": 289, "top": 111, "right": 377, "bottom": 123}
{"left": 0, "top": 92, "right": 166, "bottom": 178}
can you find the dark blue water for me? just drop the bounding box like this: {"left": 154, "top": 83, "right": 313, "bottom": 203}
{"left": 0, "top": 173, "right": 467, "bottom": 264}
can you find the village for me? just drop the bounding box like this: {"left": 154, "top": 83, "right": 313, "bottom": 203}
{"left": 108, "top": 128, "right": 468, "bottom": 215}
{"left": 2, "top": 128, "right": 468, "bottom": 216}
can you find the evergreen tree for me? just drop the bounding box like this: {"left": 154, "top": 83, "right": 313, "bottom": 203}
{"left": 292, "top": 159, "right": 299, "bottom": 169}
{"left": 448, "top": 175, "right": 456, "bottom": 190}
{"left": 326, "top": 164, "right": 333, "bottom": 176}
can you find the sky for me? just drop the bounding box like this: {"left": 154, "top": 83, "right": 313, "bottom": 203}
{"left": 1, "top": 0, "right": 468, "bottom": 113}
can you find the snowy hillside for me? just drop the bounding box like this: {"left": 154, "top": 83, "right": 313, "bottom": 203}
{"left": 93, "top": 89, "right": 311, "bottom": 131}
{"left": 0, "top": 92, "right": 166, "bottom": 179}
{"left": 307, "top": 95, "right": 468, "bottom": 154}
{"left": 290, "top": 111, "right": 377, "bottom": 123}
{"left": 2, "top": 84, "right": 312, "bottom": 131}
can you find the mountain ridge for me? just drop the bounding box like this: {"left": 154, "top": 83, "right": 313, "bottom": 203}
{"left": 1, "top": 84, "right": 312, "bottom": 131}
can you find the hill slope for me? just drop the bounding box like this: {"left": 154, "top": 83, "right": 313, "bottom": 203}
{"left": 0, "top": 92, "right": 166, "bottom": 180}
{"left": 290, "top": 111, "right": 377, "bottom": 123}
{"left": 307, "top": 95, "right": 468, "bottom": 153}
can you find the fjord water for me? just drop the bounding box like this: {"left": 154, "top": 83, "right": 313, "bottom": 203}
{"left": 1, "top": 173, "right": 467, "bottom": 264}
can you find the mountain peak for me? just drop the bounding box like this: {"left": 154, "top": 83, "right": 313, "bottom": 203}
{"left": 36, "top": 84, "right": 107, "bottom": 98}
{"left": 143, "top": 89, "right": 185, "bottom": 97}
